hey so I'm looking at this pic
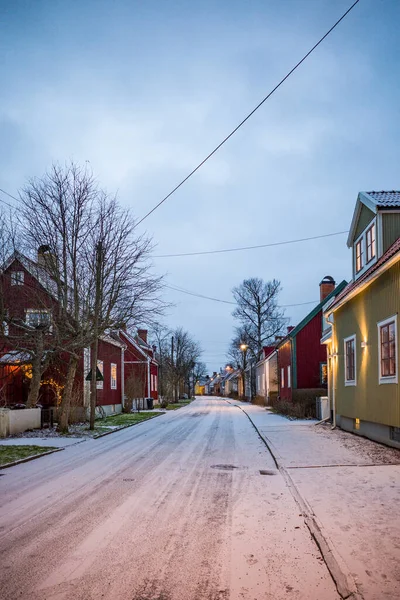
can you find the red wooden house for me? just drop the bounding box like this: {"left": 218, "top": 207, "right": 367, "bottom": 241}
{"left": 119, "top": 328, "right": 159, "bottom": 404}
{"left": 277, "top": 276, "right": 347, "bottom": 402}
{"left": 0, "top": 250, "right": 125, "bottom": 416}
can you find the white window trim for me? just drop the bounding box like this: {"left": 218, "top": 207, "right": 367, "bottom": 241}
{"left": 97, "top": 360, "right": 104, "bottom": 389}
{"left": 110, "top": 363, "right": 117, "bottom": 390}
{"left": 354, "top": 217, "right": 377, "bottom": 280}
{"left": 25, "top": 308, "right": 52, "bottom": 331}
{"left": 344, "top": 334, "right": 357, "bottom": 386}
{"left": 377, "top": 315, "right": 398, "bottom": 384}
{"left": 281, "top": 367, "right": 285, "bottom": 388}
{"left": 287, "top": 365, "right": 291, "bottom": 388}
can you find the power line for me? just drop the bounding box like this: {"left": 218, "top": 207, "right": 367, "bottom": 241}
{"left": 0, "top": 188, "right": 19, "bottom": 203}
{"left": 136, "top": 0, "right": 361, "bottom": 226}
{"left": 166, "top": 283, "right": 318, "bottom": 308}
{"left": 155, "top": 230, "right": 348, "bottom": 258}
{"left": 0, "top": 190, "right": 18, "bottom": 211}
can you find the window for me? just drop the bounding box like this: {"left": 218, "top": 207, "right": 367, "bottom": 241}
{"left": 320, "top": 363, "right": 328, "bottom": 386}
{"left": 25, "top": 309, "right": 51, "bottom": 329}
{"left": 11, "top": 271, "right": 24, "bottom": 286}
{"left": 378, "top": 316, "right": 397, "bottom": 383}
{"left": 287, "top": 366, "right": 291, "bottom": 388}
{"left": 154, "top": 375, "right": 158, "bottom": 392}
{"left": 366, "top": 223, "right": 376, "bottom": 263}
{"left": 2, "top": 309, "right": 9, "bottom": 336}
{"left": 110, "top": 363, "right": 117, "bottom": 389}
{"left": 97, "top": 360, "right": 104, "bottom": 389}
{"left": 355, "top": 239, "right": 363, "bottom": 273}
{"left": 344, "top": 335, "right": 356, "bottom": 385}
{"left": 281, "top": 367, "right": 285, "bottom": 388}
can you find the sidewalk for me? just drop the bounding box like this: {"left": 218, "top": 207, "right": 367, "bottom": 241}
{"left": 226, "top": 399, "right": 400, "bottom": 600}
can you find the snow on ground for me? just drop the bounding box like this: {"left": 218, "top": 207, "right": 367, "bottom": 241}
{"left": 230, "top": 399, "right": 400, "bottom": 600}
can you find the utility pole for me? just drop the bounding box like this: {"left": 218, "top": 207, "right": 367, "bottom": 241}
{"left": 90, "top": 241, "right": 102, "bottom": 430}
{"left": 171, "top": 336, "right": 175, "bottom": 401}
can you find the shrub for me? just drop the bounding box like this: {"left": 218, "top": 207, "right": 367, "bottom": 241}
{"left": 270, "top": 389, "right": 323, "bottom": 419}
{"left": 160, "top": 399, "right": 169, "bottom": 409}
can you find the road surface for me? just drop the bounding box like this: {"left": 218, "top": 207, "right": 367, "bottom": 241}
{"left": 0, "top": 397, "right": 339, "bottom": 599}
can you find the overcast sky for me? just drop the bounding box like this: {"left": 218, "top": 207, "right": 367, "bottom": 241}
{"left": 1, "top": 0, "right": 399, "bottom": 372}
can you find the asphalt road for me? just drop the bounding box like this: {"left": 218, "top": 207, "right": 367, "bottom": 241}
{"left": 0, "top": 397, "right": 339, "bottom": 600}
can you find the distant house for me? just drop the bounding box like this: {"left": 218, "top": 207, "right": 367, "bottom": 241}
{"left": 119, "top": 329, "right": 158, "bottom": 407}
{"left": 277, "top": 276, "right": 347, "bottom": 403}
{"left": 324, "top": 191, "right": 400, "bottom": 448}
{"left": 224, "top": 369, "right": 240, "bottom": 397}
{"left": 255, "top": 346, "right": 278, "bottom": 405}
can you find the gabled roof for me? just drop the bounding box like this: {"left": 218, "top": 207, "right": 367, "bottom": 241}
{"left": 2, "top": 250, "right": 59, "bottom": 299}
{"left": 347, "top": 191, "right": 400, "bottom": 247}
{"left": 119, "top": 329, "right": 158, "bottom": 364}
{"left": 277, "top": 280, "right": 347, "bottom": 347}
{"left": 327, "top": 237, "right": 400, "bottom": 313}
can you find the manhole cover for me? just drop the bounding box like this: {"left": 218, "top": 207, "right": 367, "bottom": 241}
{"left": 211, "top": 464, "right": 238, "bottom": 471}
{"left": 123, "top": 478, "right": 135, "bottom": 481}
{"left": 259, "top": 469, "right": 277, "bottom": 476}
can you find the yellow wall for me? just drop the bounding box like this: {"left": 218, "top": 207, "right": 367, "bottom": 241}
{"left": 333, "top": 260, "right": 400, "bottom": 427}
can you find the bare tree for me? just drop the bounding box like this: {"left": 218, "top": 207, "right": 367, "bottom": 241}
{"left": 19, "top": 162, "right": 164, "bottom": 431}
{"left": 232, "top": 278, "right": 286, "bottom": 361}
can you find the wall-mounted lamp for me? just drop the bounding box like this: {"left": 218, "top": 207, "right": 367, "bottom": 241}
{"left": 361, "top": 341, "right": 368, "bottom": 349}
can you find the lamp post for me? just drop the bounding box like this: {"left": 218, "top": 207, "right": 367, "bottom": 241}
{"left": 239, "top": 343, "right": 249, "bottom": 401}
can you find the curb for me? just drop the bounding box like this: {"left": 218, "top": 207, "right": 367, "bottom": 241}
{"left": 93, "top": 411, "right": 165, "bottom": 438}
{"left": 225, "top": 400, "right": 362, "bottom": 600}
{"left": 0, "top": 447, "right": 64, "bottom": 470}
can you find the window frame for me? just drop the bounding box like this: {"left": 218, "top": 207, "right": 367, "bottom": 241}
{"left": 96, "top": 360, "right": 104, "bottom": 389}
{"left": 287, "top": 365, "right": 291, "bottom": 388}
{"left": 366, "top": 222, "right": 376, "bottom": 263}
{"left": 25, "top": 308, "right": 52, "bottom": 331}
{"left": 344, "top": 334, "right": 357, "bottom": 386}
{"left": 355, "top": 238, "right": 363, "bottom": 274}
{"left": 11, "top": 271, "right": 24, "bottom": 286}
{"left": 110, "top": 363, "right": 117, "bottom": 390}
{"left": 280, "top": 367, "right": 285, "bottom": 389}
{"left": 377, "top": 315, "right": 398, "bottom": 384}
{"left": 320, "top": 362, "right": 328, "bottom": 386}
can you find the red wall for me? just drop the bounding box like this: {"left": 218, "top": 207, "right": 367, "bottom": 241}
{"left": 96, "top": 339, "right": 122, "bottom": 406}
{"left": 295, "top": 311, "right": 327, "bottom": 390}
{"left": 278, "top": 340, "right": 292, "bottom": 401}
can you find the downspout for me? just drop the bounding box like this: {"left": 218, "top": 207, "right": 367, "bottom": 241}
{"left": 331, "top": 352, "right": 336, "bottom": 429}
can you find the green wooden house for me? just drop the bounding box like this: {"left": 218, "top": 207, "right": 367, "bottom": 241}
{"left": 323, "top": 191, "right": 400, "bottom": 448}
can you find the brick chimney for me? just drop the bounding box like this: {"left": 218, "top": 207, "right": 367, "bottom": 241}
{"left": 137, "top": 329, "right": 148, "bottom": 344}
{"left": 319, "top": 275, "right": 335, "bottom": 302}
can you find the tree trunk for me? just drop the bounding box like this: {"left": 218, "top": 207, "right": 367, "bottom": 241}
{"left": 58, "top": 354, "right": 79, "bottom": 433}
{"left": 26, "top": 333, "right": 44, "bottom": 408}
{"left": 89, "top": 338, "right": 99, "bottom": 429}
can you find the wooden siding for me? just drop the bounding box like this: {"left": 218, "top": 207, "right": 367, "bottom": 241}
{"left": 382, "top": 213, "right": 400, "bottom": 254}
{"left": 353, "top": 204, "right": 375, "bottom": 241}
{"left": 295, "top": 311, "right": 327, "bottom": 390}
{"left": 278, "top": 340, "right": 292, "bottom": 401}
{"left": 334, "top": 260, "right": 400, "bottom": 427}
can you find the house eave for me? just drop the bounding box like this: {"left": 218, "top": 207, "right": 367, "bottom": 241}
{"left": 347, "top": 192, "right": 378, "bottom": 247}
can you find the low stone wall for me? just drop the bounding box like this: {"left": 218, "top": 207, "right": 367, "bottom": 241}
{"left": 0, "top": 408, "right": 41, "bottom": 438}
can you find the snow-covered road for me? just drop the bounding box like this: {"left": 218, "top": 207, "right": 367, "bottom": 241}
{"left": 0, "top": 397, "right": 340, "bottom": 600}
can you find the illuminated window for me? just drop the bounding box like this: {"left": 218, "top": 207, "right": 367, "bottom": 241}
{"left": 378, "top": 316, "right": 397, "bottom": 383}
{"left": 287, "top": 366, "right": 291, "bottom": 388}
{"left": 110, "top": 363, "right": 117, "bottom": 389}
{"left": 281, "top": 367, "right": 285, "bottom": 388}
{"left": 97, "top": 360, "right": 104, "bottom": 389}
{"left": 11, "top": 271, "right": 24, "bottom": 286}
{"left": 320, "top": 363, "right": 328, "bottom": 386}
{"left": 344, "top": 335, "right": 356, "bottom": 385}
{"left": 366, "top": 223, "right": 376, "bottom": 262}
{"left": 355, "top": 240, "right": 363, "bottom": 273}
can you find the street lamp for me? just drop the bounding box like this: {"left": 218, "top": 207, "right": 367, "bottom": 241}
{"left": 239, "top": 343, "right": 250, "bottom": 401}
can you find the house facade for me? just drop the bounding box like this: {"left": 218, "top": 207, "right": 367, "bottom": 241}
{"left": 255, "top": 346, "right": 278, "bottom": 405}
{"left": 277, "top": 277, "right": 347, "bottom": 403}
{"left": 119, "top": 329, "right": 159, "bottom": 406}
{"left": 324, "top": 191, "right": 400, "bottom": 448}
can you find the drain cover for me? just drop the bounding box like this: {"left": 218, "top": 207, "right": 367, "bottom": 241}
{"left": 211, "top": 464, "right": 238, "bottom": 471}
{"left": 259, "top": 469, "right": 277, "bottom": 476}
{"left": 123, "top": 478, "right": 135, "bottom": 481}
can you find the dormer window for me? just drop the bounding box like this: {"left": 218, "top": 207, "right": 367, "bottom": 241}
{"left": 355, "top": 239, "right": 363, "bottom": 273}
{"left": 366, "top": 223, "right": 376, "bottom": 262}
